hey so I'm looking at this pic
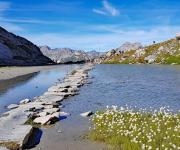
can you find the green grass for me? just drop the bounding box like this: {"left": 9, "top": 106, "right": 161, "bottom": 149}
{"left": 164, "top": 55, "right": 180, "bottom": 64}
{"left": 103, "top": 61, "right": 122, "bottom": 64}
{"left": 89, "top": 106, "right": 180, "bottom": 150}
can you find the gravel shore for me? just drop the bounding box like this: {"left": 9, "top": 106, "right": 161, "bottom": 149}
{"left": 0, "top": 65, "right": 59, "bottom": 80}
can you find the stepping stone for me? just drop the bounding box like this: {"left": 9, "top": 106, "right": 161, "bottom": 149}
{"left": 80, "top": 111, "right": 93, "bottom": 117}
{"left": 33, "top": 112, "right": 60, "bottom": 125}
{"left": 7, "top": 104, "right": 19, "bottom": 109}
{"left": 20, "top": 99, "right": 31, "bottom": 105}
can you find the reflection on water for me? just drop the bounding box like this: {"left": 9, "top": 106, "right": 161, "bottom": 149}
{"left": 0, "top": 65, "right": 79, "bottom": 113}
{"left": 0, "top": 73, "right": 38, "bottom": 95}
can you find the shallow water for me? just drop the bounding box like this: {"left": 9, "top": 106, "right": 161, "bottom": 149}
{"left": 0, "top": 64, "right": 79, "bottom": 113}
{"left": 0, "top": 64, "right": 180, "bottom": 150}
{"left": 62, "top": 64, "right": 180, "bottom": 114}
{"left": 31, "top": 64, "right": 180, "bottom": 150}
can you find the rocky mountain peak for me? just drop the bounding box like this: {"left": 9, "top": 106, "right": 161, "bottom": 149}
{"left": 40, "top": 46, "right": 103, "bottom": 64}
{"left": 116, "top": 42, "right": 143, "bottom": 52}
{"left": 39, "top": 45, "right": 51, "bottom": 51}
{"left": 0, "top": 26, "right": 53, "bottom": 66}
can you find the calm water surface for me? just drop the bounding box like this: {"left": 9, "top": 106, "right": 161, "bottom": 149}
{"left": 64, "top": 64, "right": 180, "bottom": 114}
{"left": 0, "top": 64, "right": 79, "bottom": 113}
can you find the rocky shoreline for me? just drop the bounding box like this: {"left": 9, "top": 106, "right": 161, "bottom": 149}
{"left": 0, "top": 63, "right": 94, "bottom": 150}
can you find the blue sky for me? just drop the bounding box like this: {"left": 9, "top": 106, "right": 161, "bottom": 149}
{"left": 0, "top": 0, "right": 180, "bottom": 51}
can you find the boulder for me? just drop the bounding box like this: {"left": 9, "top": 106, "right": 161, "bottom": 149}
{"left": 68, "top": 87, "right": 79, "bottom": 93}
{"left": 144, "top": 55, "right": 156, "bottom": 64}
{"left": 48, "top": 86, "right": 69, "bottom": 93}
{"left": 59, "top": 112, "right": 70, "bottom": 116}
{"left": 38, "top": 112, "right": 48, "bottom": 117}
{"left": 44, "top": 91, "right": 78, "bottom": 97}
{"left": 0, "top": 125, "right": 33, "bottom": 149}
{"left": 20, "top": 98, "right": 31, "bottom": 104}
{"left": 57, "top": 88, "right": 69, "bottom": 93}
{"left": 64, "top": 81, "right": 82, "bottom": 87}
{"left": 158, "top": 46, "right": 164, "bottom": 52}
{"left": 56, "top": 83, "right": 71, "bottom": 88}
{"left": 0, "top": 104, "right": 35, "bottom": 149}
{"left": 44, "top": 105, "right": 54, "bottom": 109}
{"left": 7, "top": 104, "right": 19, "bottom": 109}
{"left": 171, "top": 63, "right": 177, "bottom": 65}
{"left": 33, "top": 112, "right": 60, "bottom": 125}
{"left": 42, "top": 102, "right": 59, "bottom": 108}
{"left": 43, "top": 108, "right": 60, "bottom": 114}
{"left": 135, "top": 49, "right": 145, "bottom": 57}
{"left": 106, "top": 50, "right": 116, "bottom": 57}
{"left": 51, "top": 112, "right": 60, "bottom": 118}
{"left": 36, "top": 95, "right": 64, "bottom": 103}
{"left": 80, "top": 111, "right": 93, "bottom": 117}
{"left": 29, "top": 105, "right": 44, "bottom": 112}
{"left": 33, "top": 115, "right": 53, "bottom": 125}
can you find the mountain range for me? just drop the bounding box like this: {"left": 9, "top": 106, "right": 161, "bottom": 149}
{"left": 1, "top": 25, "right": 179, "bottom": 66}
{"left": 0, "top": 26, "right": 103, "bottom": 66}
{"left": 40, "top": 46, "right": 103, "bottom": 64}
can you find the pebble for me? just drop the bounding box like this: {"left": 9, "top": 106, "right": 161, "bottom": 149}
{"left": 58, "top": 130, "right": 62, "bottom": 133}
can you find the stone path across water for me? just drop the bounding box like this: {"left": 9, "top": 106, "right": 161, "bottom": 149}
{"left": 0, "top": 63, "right": 94, "bottom": 150}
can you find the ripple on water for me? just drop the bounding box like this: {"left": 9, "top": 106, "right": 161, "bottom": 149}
{"left": 63, "top": 64, "right": 180, "bottom": 114}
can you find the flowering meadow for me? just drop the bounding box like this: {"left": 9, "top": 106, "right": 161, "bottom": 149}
{"left": 89, "top": 106, "right": 180, "bottom": 150}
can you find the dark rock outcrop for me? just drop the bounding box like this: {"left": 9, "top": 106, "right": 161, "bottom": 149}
{"left": 0, "top": 26, "right": 53, "bottom": 66}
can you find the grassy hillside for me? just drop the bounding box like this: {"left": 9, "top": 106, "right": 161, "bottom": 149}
{"left": 103, "top": 39, "right": 180, "bottom": 65}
